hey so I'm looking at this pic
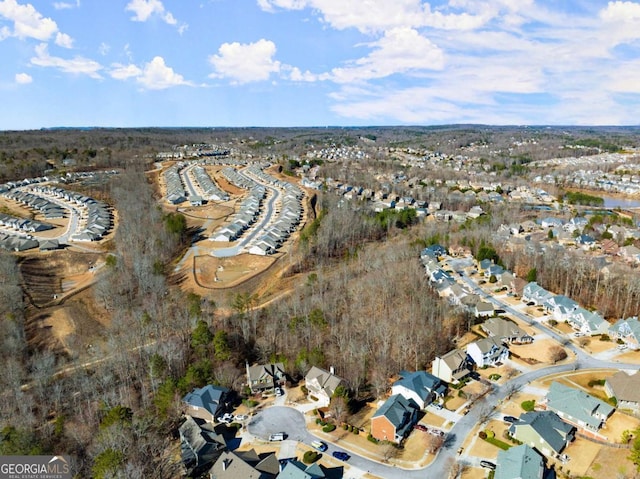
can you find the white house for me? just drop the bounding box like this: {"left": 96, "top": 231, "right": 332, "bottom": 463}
{"left": 466, "top": 337, "right": 509, "bottom": 368}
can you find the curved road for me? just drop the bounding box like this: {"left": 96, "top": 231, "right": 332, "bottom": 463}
{"left": 247, "top": 269, "right": 640, "bottom": 479}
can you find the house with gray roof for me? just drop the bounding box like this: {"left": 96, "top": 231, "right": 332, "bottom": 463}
{"left": 179, "top": 415, "right": 226, "bottom": 478}
{"left": 278, "top": 460, "right": 330, "bottom": 479}
{"left": 431, "top": 349, "right": 471, "bottom": 384}
{"left": 466, "top": 337, "right": 509, "bottom": 368}
{"left": 609, "top": 317, "right": 640, "bottom": 349}
{"left": 495, "top": 444, "right": 551, "bottom": 479}
{"left": 522, "top": 282, "right": 553, "bottom": 306}
{"left": 509, "top": 411, "right": 575, "bottom": 457}
{"left": 474, "top": 301, "right": 495, "bottom": 318}
{"left": 246, "top": 362, "right": 286, "bottom": 394}
{"left": 391, "top": 370, "right": 447, "bottom": 409}
{"left": 209, "top": 450, "right": 277, "bottom": 479}
{"left": 543, "top": 295, "right": 579, "bottom": 322}
{"left": 305, "top": 366, "right": 344, "bottom": 407}
{"left": 605, "top": 371, "right": 640, "bottom": 413}
{"left": 183, "top": 385, "right": 231, "bottom": 423}
{"left": 566, "top": 307, "right": 609, "bottom": 336}
{"left": 481, "top": 317, "right": 533, "bottom": 344}
{"left": 370, "top": 394, "right": 419, "bottom": 444}
{"left": 544, "top": 382, "right": 614, "bottom": 432}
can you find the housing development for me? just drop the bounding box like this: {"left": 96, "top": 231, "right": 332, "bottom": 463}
{"left": 3, "top": 126, "right": 640, "bottom": 479}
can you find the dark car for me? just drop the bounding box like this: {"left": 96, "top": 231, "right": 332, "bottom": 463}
{"left": 332, "top": 451, "right": 350, "bottom": 461}
{"left": 414, "top": 424, "right": 428, "bottom": 432}
{"left": 480, "top": 460, "right": 496, "bottom": 470}
{"left": 503, "top": 415, "right": 518, "bottom": 423}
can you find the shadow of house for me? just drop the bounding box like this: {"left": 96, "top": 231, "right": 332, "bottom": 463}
{"left": 179, "top": 415, "right": 226, "bottom": 477}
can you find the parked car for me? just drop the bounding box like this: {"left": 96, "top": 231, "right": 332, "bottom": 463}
{"left": 275, "top": 387, "right": 283, "bottom": 396}
{"left": 234, "top": 414, "right": 248, "bottom": 422}
{"left": 503, "top": 415, "right": 518, "bottom": 423}
{"left": 269, "top": 432, "right": 286, "bottom": 441}
{"left": 431, "top": 402, "right": 443, "bottom": 410}
{"left": 217, "top": 413, "right": 234, "bottom": 424}
{"left": 480, "top": 460, "right": 496, "bottom": 470}
{"left": 311, "top": 440, "right": 328, "bottom": 452}
{"left": 332, "top": 451, "right": 350, "bottom": 461}
{"left": 414, "top": 424, "right": 428, "bottom": 432}
{"left": 429, "top": 428, "right": 445, "bottom": 437}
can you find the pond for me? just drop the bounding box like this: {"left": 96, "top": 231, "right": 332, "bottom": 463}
{"left": 601, "top": 195, "right": 640, "bottom": 209}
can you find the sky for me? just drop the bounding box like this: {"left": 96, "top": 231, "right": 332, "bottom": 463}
{"left": 1, "top": 0, "right": 640, "bottom": 129}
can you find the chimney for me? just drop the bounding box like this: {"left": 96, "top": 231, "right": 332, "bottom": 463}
{"left": 329, "top": 366, "right": 335, "bottom": 375}
{"left": 223, "top": 459, "right": 230, "bottom": 471}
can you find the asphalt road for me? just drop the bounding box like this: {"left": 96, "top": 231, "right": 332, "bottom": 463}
{"left": 244, "top": 267, "right": 640, "bottom": 479}
{"left": 211, "top": 168, "right": 281, "bottom": 257}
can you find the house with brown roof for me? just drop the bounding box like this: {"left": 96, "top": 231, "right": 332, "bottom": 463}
{"left": 246, "top": 362, "right": 286, "bottom": 394}
{"left": 305, "top": 366, "right": 344, "bottom": 407}
{"left": 481, "top": 317, "right": 533, "bottom": 344}
{"left": 605, "top": 371, "right": 640, "bottom": 413}
{"left": 431, "top": 349, "right": 471, "bottom": 383}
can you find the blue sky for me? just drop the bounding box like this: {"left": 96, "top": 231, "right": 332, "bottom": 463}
{"left": 1, "top": 0, "right": 639, "bottom": 129}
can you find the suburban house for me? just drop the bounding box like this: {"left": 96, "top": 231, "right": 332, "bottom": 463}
{"left": 609, "top": 317, "right": 640, "bottom": 349}
{"left": 279, "top": 460, "right": 334, "bottom": 479}
{"left": 605, "top": 371, "right": 640, "bottom": 413}
{"left": 481, "top": 317, "right": 533, "bottom": 344}
{"left": 179, "top": 415, "right": 226, "bottom": 477}
{"left": 209, "top": 449, "right": 279, "bottom": 479}
{"left": 431, "top": 349, "right": 472, "bottom": 384}
{"left": 601, "top": 238, "right": 620, "bottom": 255}
{"left": 542, "top": 295, "right": 579, "bottom": 322}
{"left": 445, "top": 283, "right": 468, "bottom": 305}
{"left": 370, "top": 394, "right": 419, "bottom": 444}
{"left": 485, "top": 264, "right": 505, "bottom": 279}
{"left": 566, "top": 307, "right": 609, "bottom": 335}
{"left": 474, "top": 301, "right": 495, "bottom": 318}
{"left": 495, "top": 444, "right": 551, "bottom": 479}
{"left": 543, "top": 382, "right": 614, "bottom": 432}
{"left": 540, "top": 217, "right": 564, "bottom": 228}
{"left": 500, "top": 271, "right": 515, "bottom": 291}
{"left": 522, "top": 282, "right": 553, "bottom": 306}
{"left": 466, "top": 337, "right": 509, "bottom": 368}
{"left": 304, "top": 366, "right": 344, "bottom": 407}
{"left": 246, "top": 362, "right": 286, "bottom": 394}
{"left": 183, "top": 385, "right": 231, "bottom": 423}
{"left": 391, "top": 370, "right": 447, "bottom": 409}
{"left": 508, "top": 411, "right": 575, "bottom": 457}
{"left": 620, "top": 245, "right": 640, "bottom": 263}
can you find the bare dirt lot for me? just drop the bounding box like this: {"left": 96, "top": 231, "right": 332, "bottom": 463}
{"left": 193, "top": 253, "right": 276, "bottom": 288}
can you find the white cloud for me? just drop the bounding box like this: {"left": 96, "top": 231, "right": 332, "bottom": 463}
{"left": 0, "top": 0, "right": 58, "bottom": 40}
{"left": 599, "top": 1, "right": 640, "bottom": 45}
{"left": 109, "top": 63, "right": 142, "bottom": 80}
{"left": 257, "top": 0, "right": 493, "bottom": 33}
{"left": 125, "top": 0, "right": 184, "bottom": 29}
{"left": 30, "top": 42, "right": 102, "bottom": 78}
{"left": 329, "top": 27, "right": 444, "bottom": 83}
{"left": 136, "top": 56, "right": 190, "bottom": 90}
{"left": 600, "top": 1, "right": 640, "bottom": 21}
{"left": 54, "top": 31, "right": 73, "bottom": 48}
{"left": 53, "top": 0, "right": 80, "bottom": 10}
{"left": 209, "top": 39, "right": 281, "bottom": 84}
{"left": 14, "top": 72, "right": 32, "bottom": 84}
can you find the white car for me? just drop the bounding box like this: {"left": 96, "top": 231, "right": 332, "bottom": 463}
{"left": 234, "top": 414, "right": 249, "bottom": 422}
{"left": 217, "top": 413, "right": 234, "bottom": 424}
